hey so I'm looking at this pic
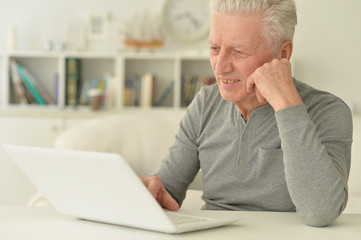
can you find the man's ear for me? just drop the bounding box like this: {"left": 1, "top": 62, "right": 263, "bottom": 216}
{"left": 281, "top": 40, "right": 293, "bottom": 60}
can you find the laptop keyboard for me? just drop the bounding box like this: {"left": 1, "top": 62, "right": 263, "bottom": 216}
{"left": 166, "top": 213, "right": 209, "bottom": 225}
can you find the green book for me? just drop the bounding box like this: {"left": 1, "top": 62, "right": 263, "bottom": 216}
{"left": 66, "top": 58, "right": 81, "bottom": 106}
{"left": 16, "top": 63, "right": 46, "bottom": 105}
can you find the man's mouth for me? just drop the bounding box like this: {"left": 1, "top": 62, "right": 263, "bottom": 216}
{"left": 221, "top": 79, "right": 241, "bottom": 84}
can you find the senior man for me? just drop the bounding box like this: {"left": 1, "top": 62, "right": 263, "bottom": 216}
{"left": 142, "top": 0, "right": 352, "bottom": 227}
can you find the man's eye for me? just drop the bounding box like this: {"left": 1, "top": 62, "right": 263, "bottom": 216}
{"left": 232, "top": 50, "right": 247, "bottom": 57}
{"left": 210, "top": 47, "right": 220, "bottom": 53}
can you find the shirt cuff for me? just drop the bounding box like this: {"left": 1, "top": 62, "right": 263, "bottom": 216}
{"left": 275, "top": 104, "right": 311, "bottom": 131}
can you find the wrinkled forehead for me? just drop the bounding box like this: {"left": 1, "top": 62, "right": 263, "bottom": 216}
{"left": 209, "top": 12, "right": 266, "bottom": 49}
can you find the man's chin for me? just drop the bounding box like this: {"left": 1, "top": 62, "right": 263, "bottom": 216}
{"left": 219, "top": 92, "right": 242, "bottom": 103}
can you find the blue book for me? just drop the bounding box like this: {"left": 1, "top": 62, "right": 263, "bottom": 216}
{"left": 155, "top": 80, "right": 174, "bottom": 107}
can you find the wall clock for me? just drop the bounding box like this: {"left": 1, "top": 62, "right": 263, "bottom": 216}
{"left": 162, "top": 0, "right": 211, "bottom": 43}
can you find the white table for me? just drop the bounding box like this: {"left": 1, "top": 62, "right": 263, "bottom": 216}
{"left": 0, "top": 206, "right": 360, "bottom": 240}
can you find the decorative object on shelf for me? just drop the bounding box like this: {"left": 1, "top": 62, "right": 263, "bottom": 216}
{"left": 41, "top": 20, "right": 55, "bottom": 51}
{"left": 88, "top": 88, "right": 103, "bottom": 111}
{"left": 78, "top": 74, "right": 116, "bottom": 110}
{"left": 123, "top": 9, "right": 164, "bottom": 51}
{"left": 87, "top": 11, "right": 116, "bottom": 52}
{"left": 54, "top": 41, "right": 66, "bottom": 51}
{"left": 162, "top": 0, "right": 211, "bottom": 43}
{"left": 42, "top": 40, "right": 53, "bottom": 51}
{"left": 88, "top": 12, "right": 110, "bottom": 41}
{"left": 7, "top": 26, "right": 17, "bottom": 51}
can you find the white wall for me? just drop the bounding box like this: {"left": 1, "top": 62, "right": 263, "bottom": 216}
{"left": 0, "top": 0, "right": 162, "bottom": 51}
{"left": 0, "top": 0, "right": 360, "bottom": 113}
{"left": 0, "top": 0, "right": 206, "bottom": 52}
{"left": 293, "top": 0, "right": 361, "bottom": 114}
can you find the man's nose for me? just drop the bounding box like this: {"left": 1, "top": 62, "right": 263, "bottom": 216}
{"left": 214, "top": 50, "right": 233, "bottom": 75}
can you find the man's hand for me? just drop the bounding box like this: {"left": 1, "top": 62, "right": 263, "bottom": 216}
{"left": 246, "top": 58, "right": 302, "bottom": 112}
{"left": 140, "top": 176, "right": 179, "bottom": 211}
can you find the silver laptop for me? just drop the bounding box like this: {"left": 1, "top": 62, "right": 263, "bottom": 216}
{"left": 3, "top": 144, "right": 241, "bottom": 234}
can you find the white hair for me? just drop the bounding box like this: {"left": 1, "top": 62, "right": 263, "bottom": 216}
{"left": 210, "top": 0, "right": 297, "bottom": 52}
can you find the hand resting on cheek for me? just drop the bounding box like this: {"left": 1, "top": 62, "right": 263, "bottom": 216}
{"left": 246, "top": 58, "right": 302, "bottom": 112}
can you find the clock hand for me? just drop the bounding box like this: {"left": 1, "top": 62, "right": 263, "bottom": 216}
{"left": 184, "top": 12, "right": 201, "bottom": 28}
{"left": 174, "top": 12, "right": 187, "bottom": 21}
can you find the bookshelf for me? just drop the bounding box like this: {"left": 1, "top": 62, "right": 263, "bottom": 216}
{"left": 1, "top": 51, "right": 214, "bottom": 111}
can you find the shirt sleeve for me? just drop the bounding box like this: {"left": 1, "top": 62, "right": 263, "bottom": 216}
{"left": 154, "top": 91, "right": 203, "bottom": 206}
{"left": 275, "top": 103, "right": 352, "bottom": 227}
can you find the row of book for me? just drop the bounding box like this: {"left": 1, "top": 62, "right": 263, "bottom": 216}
{"left": 181, "top": 74, "right": 216, "bottom": 107}
{"left": 124, "top": 73, "right": 180, "bottom": 107}
{"left": 123, "top": 73, "right": 216, "bottom": 108}
{"left": 124, "top": 73, "right": 158, "bottom": 107}
{"left": 10, "top": 60, "right": 54, "bottom": 105}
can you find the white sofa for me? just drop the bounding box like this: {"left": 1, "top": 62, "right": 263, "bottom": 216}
{"left": 28, "top": 111, "right": 204, "bottom": 209}
{"left": 30, "top": 111, "right": 361, "bottom": 213}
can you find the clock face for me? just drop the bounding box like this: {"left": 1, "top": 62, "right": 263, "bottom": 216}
{"left": 162, "top": 0, "right": 211, "bottom": 42}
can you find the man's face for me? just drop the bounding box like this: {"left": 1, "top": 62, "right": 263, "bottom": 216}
{"left": 209, "top": 12, "right": 276, "bottom": 103}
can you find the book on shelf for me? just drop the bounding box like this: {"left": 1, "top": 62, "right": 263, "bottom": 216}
{"left": 124, "top": 74, "right": 136, "bottom": 106}
{"left": 103, "top": 74, "right": 117, "bottom": 109}
{"left": 10, "top": 60, "right": 54, "bottom": 105}
{"left": 140, "top": 73, "right": 155, "bottom": 108}
{"left": 22, "top": 67, "right": 54, "bottom": 104}
{"left": 154, "top": 80, "right": 174, "bottom": 107}
{"left": 54, "top": 72, "right": 59, "bottom": 105}
{"left": 16, "top": 63, "right": 46, "bottom": 105}
{"left": 9, "top": 60, "right": 28, "bottom": 105}
{"left": 181, "top": 75, "right": 195, "bottom": 107}
{"left": 65, "top": 58, "right": 81, "bottom": 106}
{"left": 22, "top": 85, "right": 36, "bottom": 104}
{"left": 181, "top": 74, "right": 216, "bottom": 107}
{"left": 124, "top": 73, "right": 156, "bottom": 107}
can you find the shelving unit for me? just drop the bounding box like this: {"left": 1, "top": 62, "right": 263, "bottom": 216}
{"left": 1, "top": 51, "right": 214, "bottom": 112}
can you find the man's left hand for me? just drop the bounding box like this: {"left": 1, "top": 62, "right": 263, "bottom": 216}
{"left": 246, "top": 58, "right": 303, "bottom": 112}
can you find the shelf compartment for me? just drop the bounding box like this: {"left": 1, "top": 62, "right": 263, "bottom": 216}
{"left": 8, "top": 56, "right": 58, "bottom": 106}
{"left": 180, "top": 59, "right": 215, "bottom": 107}
{"left": 124, "top": 58, "right": 175, "bottom": 108}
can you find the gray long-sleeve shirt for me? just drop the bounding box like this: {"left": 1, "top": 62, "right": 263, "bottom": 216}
{"left": 155, "top": 79, "right": 353, "bottom": 227}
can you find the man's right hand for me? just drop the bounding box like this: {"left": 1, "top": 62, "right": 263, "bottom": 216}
{"left": 140, "top": 176, "right": 179, "bottom": 211}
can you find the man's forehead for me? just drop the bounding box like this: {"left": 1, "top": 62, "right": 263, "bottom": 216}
{"left": 208, "top": 37, "right": 257, "bottom": 50}
{"left": 209, "top": 12, "right": 264, "bottom": 48}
